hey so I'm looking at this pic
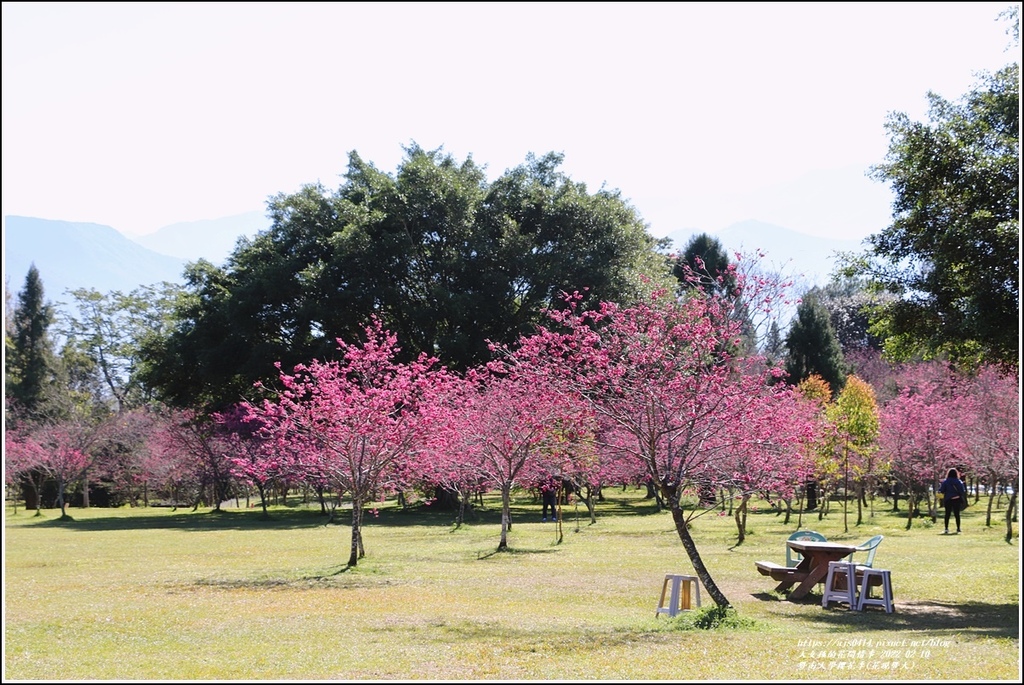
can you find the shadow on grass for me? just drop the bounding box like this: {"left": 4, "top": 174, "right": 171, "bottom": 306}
{"left": 16, "top": 500, "right": 611, "bottom": 533}
{"left": 475, "top": 547, "right": 561, "bottom": 560}
{"left": 751, "top": 592, "right": 1018, "bottom": 639}
{"left": 181, "top": 563, "right": 359, "bottom": 591}
{"left": 22, "top": 506, "right": 335, "bottom": 532}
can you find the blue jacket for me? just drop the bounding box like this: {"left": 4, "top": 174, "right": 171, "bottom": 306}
{"left": 938, "top": 477, "right": 966, "bottom": 505}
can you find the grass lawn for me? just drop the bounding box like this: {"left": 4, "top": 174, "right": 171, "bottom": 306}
{"left": 3, "top": 487, "right": 1020, "bottom": 681}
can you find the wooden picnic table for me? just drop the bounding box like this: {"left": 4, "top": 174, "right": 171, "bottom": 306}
{"left": 755, "top": 540, "right": 859, "bottom": 600}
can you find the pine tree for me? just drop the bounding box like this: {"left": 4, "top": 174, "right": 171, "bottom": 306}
{"left": 785, "top": 290, "right": 847, "bottom": 396}
{"left": 7, "top": 265, "right": 57, "bottom": 418}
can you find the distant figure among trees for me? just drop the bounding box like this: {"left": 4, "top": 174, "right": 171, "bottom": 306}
{"left": 541, "top": 481, "right": 558, "bottom": 522}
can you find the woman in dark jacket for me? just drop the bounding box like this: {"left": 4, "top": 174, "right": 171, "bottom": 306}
{"left": 938, "top": 467, "right": 967, "bottom": 534}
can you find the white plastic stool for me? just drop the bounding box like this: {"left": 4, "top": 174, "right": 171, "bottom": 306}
{"left": 655, "top": 574, "right": 701, "bottom": 616}
{"left": 821, "top": 561, "right": 859, "bottom": 610}
{"left": 857, "top": 568, "right": 894, "bottom": 613}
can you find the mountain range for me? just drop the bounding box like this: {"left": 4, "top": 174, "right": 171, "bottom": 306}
{"left": 3, "top": 213, "right": 867, "bottom": 313}
{"left": 3, "top": 214, "right": 269, "bottom": 307}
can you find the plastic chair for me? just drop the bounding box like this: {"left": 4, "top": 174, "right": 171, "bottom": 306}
{"left": 857, "top": 568, "right": 894, "bottom": 612}
{"left": 846, "top": 534, "right": 884, "bottom": 568}
{"left": 655, "top": 574, "right": 702, "bottom": 617}
{"left": 786, "top": 529, "right": 827, "bottom": 567}
{"left": 822, "top": 561, "right": 860, "bottom": 610}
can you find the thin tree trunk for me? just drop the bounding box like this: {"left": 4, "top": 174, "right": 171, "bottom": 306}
{"left": 498, "top": 487, "right": 511, "bottom": 551}
{"left": 669, "top": 505, "right": 731, "bottom": 608}
{"left": 905, "top": 491, "right": 917, "bottom": 530}
{"left": 856, "top": 482, "right": 863, "bottom": 526}
{"left": 456, "top": 488, "right": 467, "bottom": 527}
{"left": 57, "top": 480, "right": 68, "bottom": 518}
{"left": 796, "top": 487, "right": 804, "bottom": 528}
{"left": 554, "top": 500, "right": 563, "bottom": 544}
{"left": 257, "top": 483, "right": 268, "bottom": 517}
{"left": 734, "top": 493, "right": 749, "bottom": 544}
{"left": 348, "top": 496, "right": 363, "bottom": 567}
{"left": 1006, "top": 492, "right": 1017, "bottom": 544}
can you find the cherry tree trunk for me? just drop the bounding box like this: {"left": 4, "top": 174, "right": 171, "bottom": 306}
{"left": 498, "top": 487, "right": 512, "bottom": 551}
{"left": 734, "top": 494, "right": 750, "bottom": 544}
{"left": 348, "top": 497, "right": 364, "bottom": 567}
{"left": 1006, "top": 492, "right": 1017, "bottom": 543}
{"left": 904, "top": 492, "right": 918, "bottom": 530}
{"left": 669, "top": 505, "right": 731, "bottom": 608}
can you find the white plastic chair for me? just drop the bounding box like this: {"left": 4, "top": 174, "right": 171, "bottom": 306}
{"left": 846, "top": 534, "right": 884, "bottom": 568}
{"left": 786, "top": 529, "right": 827, "bottom": 567}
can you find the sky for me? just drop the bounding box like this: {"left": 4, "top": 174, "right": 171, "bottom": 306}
{"left": 2, "top": 2, "right": 1018, "bottom": 243}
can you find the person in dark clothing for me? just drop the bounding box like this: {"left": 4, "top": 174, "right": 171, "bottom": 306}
{"left": 938, "top": 467, "right": 967, "bottom": 534}
{"left": 541, "top": 483, "right": 558, "bottom": 522}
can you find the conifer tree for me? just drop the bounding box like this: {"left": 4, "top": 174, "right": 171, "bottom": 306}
{"left": 6, "top": 265, "right": 57, "bottom": 419}
{"left": 785, "top": 290, "right": 847, "bottom": 396}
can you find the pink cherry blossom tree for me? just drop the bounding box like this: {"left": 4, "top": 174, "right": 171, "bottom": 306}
{"left": 215, "top": 404, "right": 296, "bottom": 517}
{"left": 412, "top": 377, "right": 489, "bottom": 527}
{"left": 246, "top": 318, "right": 452, "bottom": 567}
{"left": 878, "top": 363, "right": 963, "bottom": 528}
{"left": 151, "top": 408, "right": 235, "bottom": 511}
{"left": 32, "top": 418, "right": 102, "bottom": 518}
{"left": 955, "top": 365, "right": 1019, "bottom": 538}
{"left": 508, "top": 262, "right": 812, "bottom": 608}
{"left": 90, "top": 407, "right": 161, "bottom": 507}
{"left": 445, "top": 365, "right": 592, "bottom": 551}
{"left": 141, "top": 421, "right": 201, "bottom": 509}
{"left": 4, "top": 428, "right": 46, "bottom": 514}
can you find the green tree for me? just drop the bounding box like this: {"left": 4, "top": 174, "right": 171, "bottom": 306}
{"left": 841, "top": 17, "right": 1019, "bottom": 369}
{"left": 58, "top": 284, "right": 183, "bottom": 413}
{"left": 825, "top": 375, "right": 880, "bottom": 532}
{"left": 142, "top": 145, "right": 669, "bottom": 411}
{"left": 674, "top": 232, "right": 758, "bottom": 354}
{"left": 6, "top": 265, "right": 58, "bottom": 419}
{"left": 784, "top": 290, "right": 847, "bottom": 396}
{"left": 816, "top": 275, "right": 892, "bottom": 354}
{"left": 672, "top": 232, "right": 734, "bottom": 295}
{"left": 762, "top": 319, "right": 786, "bottom": 367}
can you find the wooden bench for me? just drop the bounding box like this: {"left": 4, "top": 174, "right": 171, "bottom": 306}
{"left": 755, "top": 560, "right": 806, "bottom": 583}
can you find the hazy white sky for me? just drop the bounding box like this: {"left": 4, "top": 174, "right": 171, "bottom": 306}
{"left": 2, "top": 2, "right": 1017, "bottom": 241}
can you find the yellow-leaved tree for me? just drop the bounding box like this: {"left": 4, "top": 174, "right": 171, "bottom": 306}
{"left": 826, "top": 375, "right": 880, "bottom": 532}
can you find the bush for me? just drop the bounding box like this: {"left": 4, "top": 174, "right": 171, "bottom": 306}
{"left": 670, "top": 604, "right": 758, "bottom": 631}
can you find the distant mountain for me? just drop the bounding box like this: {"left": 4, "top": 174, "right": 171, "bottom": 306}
{"left": 3, "top": 216, "right": 188, "bottom": 305}
{"left": 133, "top": 210, "right": 269, "bottom": 262}
{"left": 5, "top": 213, "right": 870, "bottom": 323}
{"left": 663, "top": 220, "right": 869, "bottom": 290}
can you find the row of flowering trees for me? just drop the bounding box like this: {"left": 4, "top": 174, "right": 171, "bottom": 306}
{"left": 877, "top": 361, "right": 1019, "bottom": 536}
{"left": 6, "top": 257, "right": 1019, "bottom": 606}
{"left": 790, "top": 358, "right": 1019, "bottom": 543}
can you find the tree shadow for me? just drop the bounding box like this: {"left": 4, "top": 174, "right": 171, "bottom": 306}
{"left": 23, "top": 507, "right": 329, "bottom": 532}
{"left": 751, "top": 592, "right": 1018, "bottom": 639}
{"left": 475, "top": 547, "right": 561, "bottom": 560}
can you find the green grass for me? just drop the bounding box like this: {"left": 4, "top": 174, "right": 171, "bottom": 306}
{"left": 4, "top": 489, "right": 1019, "bottom": 680}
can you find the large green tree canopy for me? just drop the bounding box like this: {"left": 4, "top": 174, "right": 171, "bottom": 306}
{"left": 141, "top": 145, "right": 669, "bottom": 410}
{"left": 844, "top": 58, "right": 1019, "bottom": 369}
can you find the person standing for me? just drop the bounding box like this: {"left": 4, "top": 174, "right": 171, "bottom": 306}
{"left": 938, "top": 467, "right": 967, "bottom": 534}
{"left": 541, "top": 481, "right": 558, "bottom": 522}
